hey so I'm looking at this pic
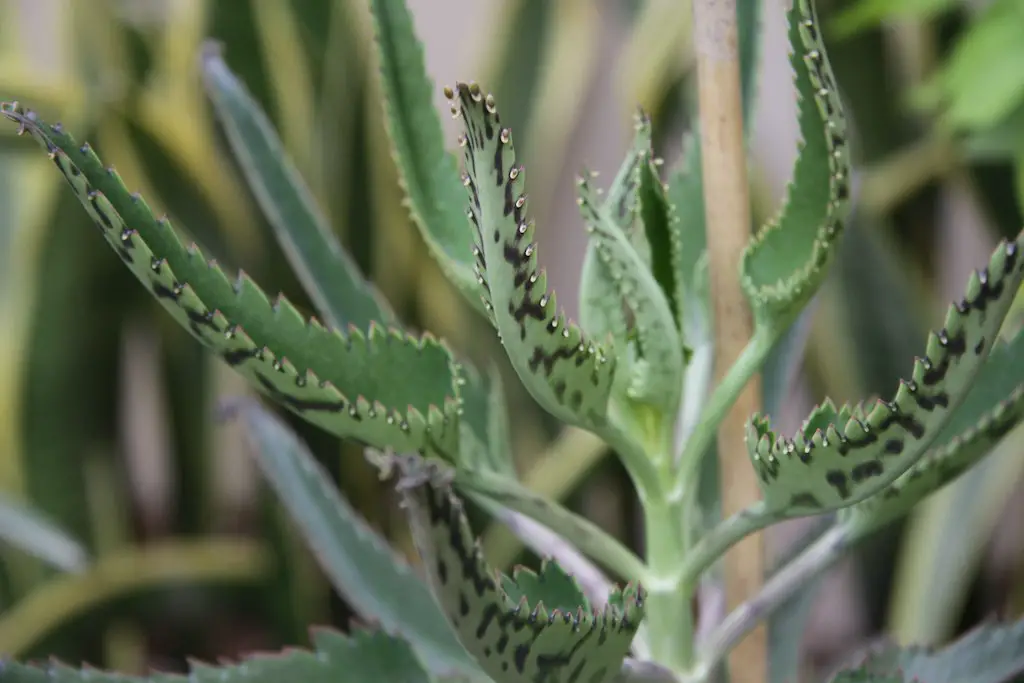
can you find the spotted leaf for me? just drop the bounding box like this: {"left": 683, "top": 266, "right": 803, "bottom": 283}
{"left": 1, "top": 103, "right": 461, "bottom": 459}
{"left": 575, "top": 171, "right": 684, "bottom": 414}
{"left": 448, "top": 82, "right": 616, "bottom": 430}
{"left": 395, "top": 455, "right": 646, "bottom": 683}
{"left": 746, "top": 232, "right": 1024, "bottom": 516}
{"left": 740, "top": 0, "right": 852, "bottom": 329}
{"left": 841, "top": 329, "right": 1024, "bottom": 536}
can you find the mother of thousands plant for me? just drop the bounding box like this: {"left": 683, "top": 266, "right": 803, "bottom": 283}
{"left": 2, "top": 0, "right": 1024, "bottom": 682}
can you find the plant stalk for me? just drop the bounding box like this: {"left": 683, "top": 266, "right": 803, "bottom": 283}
{"left": 643, "top": 494, "right": 694, "bottom": 673}
{"left": 693, "top": 524, "right": 849, "bottom": 679}
{"left": 691, "top": 1, "right": 766, "bottom": 681}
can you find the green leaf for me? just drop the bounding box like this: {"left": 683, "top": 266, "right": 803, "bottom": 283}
{"left": 0, "top": 494, "right": 87, "bottom": 573}
{"left": 226, "top": 400, "right": 481, "bottom": 678}
{"left": 368, "top": 0, "right": 488, "bottom": 315}
{"left": 665, "top": 134, "right": 710, "bottom": 342}
{"left": 449, "top": 82, "right": 617, "bottom": 430}
{"left": 912, "top": 0, "right": 1024, "bottom": 132}
{"left": 393, "top": 454, "right": 646, "bottom": 683}
{"left": 578, "top": 113, "right": 653, "bottom": 354}
{"left": 740, "top": 0, "right": 852, "bottom": 330}
{"left": 1, "top": 103, "right": 461, "bottom": 458}
{"left": 199, "top": 44, "right": 394, "bottom": 331}
{"left": 635, "top": 149, "right": 681, "bottom": 333}
{"left": 0, "top": 628, "right": 434, "bottom": 683}
{"left": 746, "top": 232, "right": 1024, "bottom": 516}
{"left": 456, "top": 360, "right": 515, "bottom": 477}
{"left": 850, "top": 618, "right": 1024, "bottom": 683}
{"left": 831, "top": 0, "right": 958, "bottom": 38}
{"left": 827, "top": 667, "right": 904, "bottom": 683}
{"left": 842, "top": 330, "right": 1024, "bottom": 535}
{"left": 499, "top": 561, "right": 591, "bottom": 615}
{"left": 575, "top": 167, "right": 684, "bottom": 415}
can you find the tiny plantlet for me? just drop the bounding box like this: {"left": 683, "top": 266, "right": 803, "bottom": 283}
{"left": 3, "top": 1, "right": 1024, "bottom": 683}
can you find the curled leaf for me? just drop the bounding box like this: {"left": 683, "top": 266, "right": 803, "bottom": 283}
{"left": 448, "top": 82, "right": 616, "bottom": 430}
{"left": 740, "top": 0, "right": 852, "bottom": 328}
{"left": 842, "top": 331, "right": 1024, "bottom": 535}
{"left": 747, "top": 233, "right": 1024, "bottom": 516}
{"left": 394, "top": 454, "right": 646, "bottom": 683}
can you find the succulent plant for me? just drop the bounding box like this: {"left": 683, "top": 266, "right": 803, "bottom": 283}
{"left": 1, "top": 1, "right": 1023, "bottom": 683}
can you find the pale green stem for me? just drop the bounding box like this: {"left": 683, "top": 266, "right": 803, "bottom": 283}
{"left": 690, "top": 524, "right": 848, "bottom": 679}
{"left": 642, "top": 493, "right": 694, "bottom": 674}
{"left": 679, "top": 502, "right": 772, "bottom": 587}
{"left": 599, "top": 420, "right": 666, "bottom": 504}
{"left": 674, "top": 325, "right": 776, "bottom": 495}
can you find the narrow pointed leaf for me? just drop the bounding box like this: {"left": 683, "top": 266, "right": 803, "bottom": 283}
{"left": 747, "top": 233, "right": 1024, "bottom": 516}
{"left": 369, "top": 0, "right": 488, "bottom": 314}
{"left": 841, "top": 329, "right": 1024, "bottom": 535}
{"left": 228, "top": 400, "right": 481, "bottom": 677}
{"left": 576, "top": 171, "right": 683, "bottom": 413}
{"left": 394, "top": 454, "right": 646, "bottom": 683}
{"left": 0, "top": 628, "right": 433, "bottom": 683}
{"left": 740, "top": 0, "right": 852, "bottom": 329}
{"left": 0, "top": 494, "right": 88, "bottom": 573}
{"left": 199, "top": 44, "right": 394, "bottom": 331}
{"left": 449, "top": 82, "right": 616, "bottom": 430}
{"left": 1, "top": 103, "right": 461, "bottom": 458}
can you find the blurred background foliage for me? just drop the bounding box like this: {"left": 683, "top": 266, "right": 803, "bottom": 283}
{"left": 0, "top": 0, "right": 1022, "bottom": 681}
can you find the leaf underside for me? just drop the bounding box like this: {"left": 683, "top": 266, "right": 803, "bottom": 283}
{"left": 843, "top": 330, "right": 1024, "bottom": 534}
{"left": 747, "top": 232, "right": 1024, "bottom": 516}
{"left": 449, "top": 82, "right": 616, "bottom": 430}
{"left": 393, "top": 454, "right": 645, "bottom": 683}
{"left": 0, "top": 103, "right": 461, "bottom": 459}
{"left": 740, "top": 0, "right": 852, "bottom": 325}
{"left": 0, "top": 628, "right": 432, "bottom": 683}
